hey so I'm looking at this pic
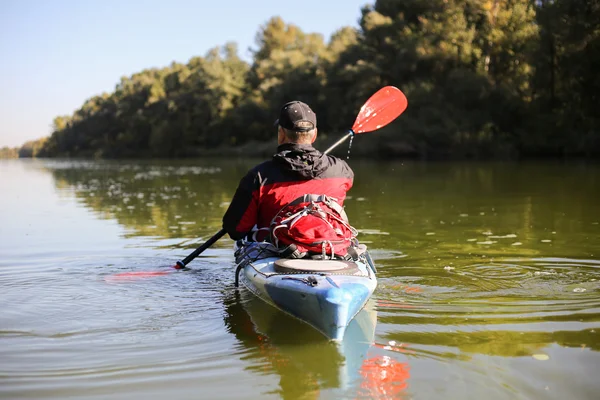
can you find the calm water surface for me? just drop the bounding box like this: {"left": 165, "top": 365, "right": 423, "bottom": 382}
{"left": 1, "top": 158, "right": 599, "bottom": 399}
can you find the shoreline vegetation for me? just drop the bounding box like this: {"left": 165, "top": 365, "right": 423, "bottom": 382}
{"left": 4, "top": 1, "right": 599, "bottom": 160}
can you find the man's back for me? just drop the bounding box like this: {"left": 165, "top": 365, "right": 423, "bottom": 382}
{"left": 223, "top": 143, "right": 353, "bottom": 240}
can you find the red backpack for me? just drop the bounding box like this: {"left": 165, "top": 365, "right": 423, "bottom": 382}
{"left": 269, "top": 194, "right": 358, "bottom": 258}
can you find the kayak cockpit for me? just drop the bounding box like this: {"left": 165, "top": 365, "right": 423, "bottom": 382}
{"left": 274, "top": 259, "right": 362, "bottom": 275}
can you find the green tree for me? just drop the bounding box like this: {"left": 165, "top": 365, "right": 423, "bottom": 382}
{"left": 0, "top": 147, "right": 19, "bottom": 158}
{"left": 240, "top": 17, "right": 329, "bottom": 141}
{"left": 33, "top": 2, "right": 599, "bottom": 159}
{"left": 530, "top": 0, "right": 600, "bottom": 156}
{"left": 18, "top": 138, "right": 48, "bottom": 157}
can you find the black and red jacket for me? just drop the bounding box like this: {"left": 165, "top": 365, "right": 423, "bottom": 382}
{"left": 223, "top": 143, "right": 354, "bottom": 240}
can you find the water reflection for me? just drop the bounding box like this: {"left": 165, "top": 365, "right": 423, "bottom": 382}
{"left": 43, "top": 159, "right": 252, "bottom": 241}
{"left": 223, "top": 288, "right": 386, "bottom": 398}
{"left": 43, "top": 159, "right": 600, "bottom": 258}
{"left": 14, "top": 158, "right": 599, "bottom": 398}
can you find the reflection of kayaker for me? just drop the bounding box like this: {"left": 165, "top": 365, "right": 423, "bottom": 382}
{"left": 358, "top": 355, "right": 410, "bottom": 399}
{"left": 222, "top": 288, "right": 378, "bottom": 398}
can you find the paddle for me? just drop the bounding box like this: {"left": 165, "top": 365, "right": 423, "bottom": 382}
{"left": 324, "top": 86, "right": 408, "bottom": 154}
{"left": 109, "top": 86, "right": 407, "bottom": 279}
{"left": 173, "top": 228, "right": 227, "bottom": 269}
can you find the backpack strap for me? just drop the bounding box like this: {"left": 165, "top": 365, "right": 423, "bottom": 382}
{"left": 286, "top": 194, "right": 349, "bottom": 222}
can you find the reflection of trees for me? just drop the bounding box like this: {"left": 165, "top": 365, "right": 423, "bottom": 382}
{"left": 374, "top": 294, "right": 600, "bottom": 358}
{"left": 48, "top": 160, "right": 255, "bottom": 242}
{"left": 47, "top": 159, "right": 600, "bottom": 258}
{"left": 348, "top": 161, "right": 600, "bottom": 270}
{"left": 378, "top": 328, "right": 599, "bottom": 357}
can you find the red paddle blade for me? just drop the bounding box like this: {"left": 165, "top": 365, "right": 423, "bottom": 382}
{"left": 105, "top": 270, "right": 173, "bottom": 282}
{"left": 352, "top": 86, "right": 408, "bottom": 134}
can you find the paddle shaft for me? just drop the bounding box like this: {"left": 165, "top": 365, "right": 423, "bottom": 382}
{"left": 175, "top": 228, "right": 227, "bottom": 268}
{"left": 323, "top": 130, "right": 354, "bottom": 155}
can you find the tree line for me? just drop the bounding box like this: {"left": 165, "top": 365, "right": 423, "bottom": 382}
{"left": 7, "top": 0, "right": 599, "bottom": 159}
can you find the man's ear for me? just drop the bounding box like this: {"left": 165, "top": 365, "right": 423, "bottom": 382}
{"left": 311, "top": 129, "right": 318, "bottom": 144}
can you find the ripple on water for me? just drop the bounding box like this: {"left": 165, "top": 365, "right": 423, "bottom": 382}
{"left": 375, "top": 257, "right": 600, "bottom": 362}
{"left": 0, "top": 252, "right": 242, "bottom": 398}
{"left": 437, "top": 257, "right": 600, "bottom": 296}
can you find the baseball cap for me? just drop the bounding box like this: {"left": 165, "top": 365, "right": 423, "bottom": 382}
{"left": 275, "top": 101, "right": 317, "bottom": 132}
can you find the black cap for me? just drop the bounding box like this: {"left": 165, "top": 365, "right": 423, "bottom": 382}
{"left": 275, "top": 101, "right": 317, "bottom": 132}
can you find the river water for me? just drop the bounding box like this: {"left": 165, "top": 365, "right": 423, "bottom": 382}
{"left": 1, "top": 158, "right": 599, "bottom": 399}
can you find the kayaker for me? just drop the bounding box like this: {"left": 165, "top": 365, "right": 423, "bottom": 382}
{"left": 222, "top": 100, "right": 354, "bottom": 242}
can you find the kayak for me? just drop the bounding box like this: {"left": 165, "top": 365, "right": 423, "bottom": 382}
{"left": 234, "top": 241, "right": 377, "bottom": 341}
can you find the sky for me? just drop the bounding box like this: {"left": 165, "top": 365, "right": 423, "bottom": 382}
{"left": 0, "top": 0, "right": 371, "bottom": 148}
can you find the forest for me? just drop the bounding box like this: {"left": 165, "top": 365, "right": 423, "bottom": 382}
{"left": 6, "top": 0, "right": 599, "bottom": 159}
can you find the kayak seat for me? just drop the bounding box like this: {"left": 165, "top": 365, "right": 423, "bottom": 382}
{"left": 273, "top": 259, "right": 360, "bottom": 274}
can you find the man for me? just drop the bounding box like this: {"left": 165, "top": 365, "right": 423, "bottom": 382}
{"left": 222, "top": 100, "right": 354, "bottom": 241}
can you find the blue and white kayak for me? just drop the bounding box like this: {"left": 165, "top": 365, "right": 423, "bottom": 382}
{"left": 234, "top": 242, "right": 377, "bottom": 341}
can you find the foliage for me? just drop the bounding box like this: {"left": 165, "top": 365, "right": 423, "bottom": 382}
{"left": 24, "top": 1, "right": 600, "bottom": 159}
{"left": 19, "top": 137, "right": 48, "bottom": 158}
{"left": 0, "top": 147, "right": 19, "bottom": 158}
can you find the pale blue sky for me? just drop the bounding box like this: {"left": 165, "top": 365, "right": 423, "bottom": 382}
{"left": 0, "top": 0, "right": 371, "bottom": 147}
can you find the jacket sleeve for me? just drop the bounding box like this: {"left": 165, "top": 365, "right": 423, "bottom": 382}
{"left": 222, "top": 169, "right": 259, "bottom": 240}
